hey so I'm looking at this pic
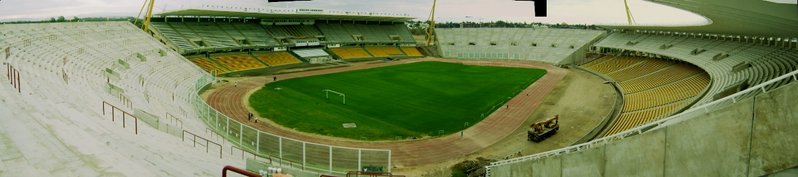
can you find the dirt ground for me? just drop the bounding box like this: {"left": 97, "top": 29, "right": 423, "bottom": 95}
{"left": 405, "top": 69, "right": 617, "bottom": 177}
{"left": 201, "top": 58, "right": 617, "bottom": 176}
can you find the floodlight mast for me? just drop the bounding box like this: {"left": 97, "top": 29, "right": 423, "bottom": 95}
{"left": 144, "top": 0, "right": 156, "bottom": 32}
{"left": 624, "top": 0, "right": 636, "bottom": 25}
{"left": 425, "top": 0, "right": 438, "bottom": 46}
{"left": 135, "top": 0, "right": 156, "bottom": 32}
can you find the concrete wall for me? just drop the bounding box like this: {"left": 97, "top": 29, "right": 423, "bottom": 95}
{"left": 664, "top": 98, "right": 753, "bottom": 177}
{"left": 605, "top": 129, "right": 665, "bottom": 177}
{"left": 562, "top": 146, "right": 605, "bottom": 177}
{"left": 749, "top": 84, "right": 798, "bottom": 176}
{"left": 491, "top": 82, "right": 798, "bottom": 177}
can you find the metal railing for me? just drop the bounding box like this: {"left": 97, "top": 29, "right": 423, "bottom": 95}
{"left": 485, "top": 68, "right": 798, "bottom": 176}
{"left": 192, "top": 74, "right": 391, "bottom": 175}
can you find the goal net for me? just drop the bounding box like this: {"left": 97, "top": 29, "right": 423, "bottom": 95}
{"left": 322, "top": 89, "right": 346, "bottom": 104}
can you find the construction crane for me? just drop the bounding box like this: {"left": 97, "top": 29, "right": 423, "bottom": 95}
{"left": 425, "top": 0, "right": 438, "bottom": 46}
{"left": 624, "top": 0, "right": 636, "bottom": 25}
{"left": 135, "top": 0, "right": 157, "bottom": 32}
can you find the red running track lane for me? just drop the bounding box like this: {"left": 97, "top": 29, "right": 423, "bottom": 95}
{"left": 205, "top": 58, "right": 567, "bottom": 167}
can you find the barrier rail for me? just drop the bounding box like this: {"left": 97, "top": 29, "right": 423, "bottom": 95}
{"left": 485, "top": 67, "right": 798, "bottom": 176}
{"left": 192, "top": 74, "right": 391, "bottom": 174}
{"left": 222, "top": 165, "right": 261, "bottom": 177}
{"left": 102, "top": 101, "right": 139, "bottom": 134}
{"left": 183, "top": 130, "right": 223, "bottom": 158}
{"left": 6, "top": 64, "right": 21, "bottom": 93}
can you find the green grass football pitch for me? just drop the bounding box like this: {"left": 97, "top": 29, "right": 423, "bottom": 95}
{"left": 249, "top": 61, "right": 546, "bottom": 140}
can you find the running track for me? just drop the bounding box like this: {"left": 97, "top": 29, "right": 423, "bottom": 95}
{"left": 206, "top": 58, "right": 566, "bottom": 167}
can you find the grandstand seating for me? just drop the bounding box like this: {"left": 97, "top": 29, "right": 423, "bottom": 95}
{"left": 184, "top": 22, "right": 240, "bottom": 49}
{"left": 316, "top": 23, "right": 416, "bottom": 44}
{"left": 151, "top": 22, "right": 196, "bottom": 52}
{"left": 151, "top": 21, "right": 417, "bottom": 55}
{"left": 254, "top": 52, "right": 302, "bottom": 66}
{"left": 365, "top": 46, "right": 405, "bottom": 57}
{"left": 230, "top": 23, "right": 280, "bottom": 46}
{"left": 594, "top": 32, "right": 798, "bottom": 106}
{"left": 436, "top": 28, "right": 605, "bottom": 64}
{"left": 329, "top": 47, "right": 373, "bottom": 59}
{"left": 187, "top": 55, "right": 229, "bottom": 74}
{"left": 315, "top": 24, "right": 356, "bottom": 43}
{"left": 582, "top": 56, "right": 710, "bottom": 136}
{"left": 0, "top": 22, "right": 208, "bottom": 132}
{"left": 400, "top": 47, "right": 424, "bottom": 57}
{"left": 265, "top": 25, "right": 322, "bottom": 38}
{"left": 211, "top": 54, "right": 266, "bottom": 72}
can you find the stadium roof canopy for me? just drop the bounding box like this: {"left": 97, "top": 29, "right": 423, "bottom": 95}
{"left": 155, "top": 7, "right": 415, "bottom": 22}
{"left": 606, "top": 0, "right": 798, "bottom": 38}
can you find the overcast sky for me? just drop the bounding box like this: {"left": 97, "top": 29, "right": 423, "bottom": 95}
{"left": 0, "top": 0, "right": 717, "bottom": 25}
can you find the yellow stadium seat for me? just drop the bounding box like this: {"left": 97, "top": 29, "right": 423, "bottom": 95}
{"left": 187, "top": 56, "right": 228, "bottom": 74}
{"left": 365, "top": 46, "right": 404, "bottom": 57}
{"left": 400, "top": 47, "right": 424, "bottom": 57}
{"left": 255, "top": 52, "right": 302, "bottom": 67}
{"left": 211, "top": 54, "right": 266, "bottom": 72}
{"left": 585, "top": 56, "right": 710, "bottom": 137}
{"left": 330, "top": 47, "right": 372, "bottom": 59}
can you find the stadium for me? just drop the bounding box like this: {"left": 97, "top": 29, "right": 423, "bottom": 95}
{"left": 0, "top": 0, "right": 796, "bottom": 177}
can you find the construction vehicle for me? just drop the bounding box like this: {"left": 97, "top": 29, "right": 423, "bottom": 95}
{"left": 528, "top": 115, "right": 559, "bottom": 142}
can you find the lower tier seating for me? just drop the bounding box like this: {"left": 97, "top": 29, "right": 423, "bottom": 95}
{"left": 329, "top": 47, "right": 373, "bottom": 59}
{"left": 255, "top": 52, "right": 302, "bottom": 67}
{"left": 582, "top": 56, "right": 710, "bottom": 136}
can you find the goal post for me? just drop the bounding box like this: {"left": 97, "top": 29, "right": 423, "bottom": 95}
{"left": 322, "top": 89, "right": 346, "bottom": 104}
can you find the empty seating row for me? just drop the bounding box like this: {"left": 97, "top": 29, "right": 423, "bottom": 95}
{"left": 582, "top": 56, "right": 710, "bottom": 137}
{"left": 594, "top": 32, "right": 798, "bottom": 106}
{"left": 603, "top": 99, "right": 692, "bottom": 135}
{"left": 255, "top": 52, "right": 302, "bottom": 66}
{"left": 185, "top": 52, "right": 303, "bottom": 75}
{"left": 619, "top": 64, "right": 704, "bottom": 93}
{"left": 329, "top": 47, "right": 373, "bottom": 59}
{"left": 151, "top": 22, "right": 418, "bottom": 55}
{"left": 211, "top": 54, "right": 266, "bottom": 72}
{"left": 365, "top": 46, "right": 405, "bottom": 57}
{"left": 582, "top": 56, "right": 645, "bottom": 74}
{"left": 437, "top": 28, "right": 605, "bottom": 64}
{"left": 316, "top": 23, "right": 416, "bottom": 44}
{"left": 400, "top": 47, "right": 423, "bottom": 57}
{"left": 0, "top": 22, "right": 208, "bottom": 131}
{"left": 623, "top": 75, "right": 710, "bottom": 111}
{"left": 266, "top": 25, "right": 322, "bottom": 38}
{"left": 187, "top": 55, "right": 229, "bottom": 74}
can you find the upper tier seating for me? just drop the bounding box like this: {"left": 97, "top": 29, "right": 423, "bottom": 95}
{"left": 151, "top": 22, "right": 417, "bottom": 55}
{"left": 230, "top": 23, "right": 280, "bottom": 47}
{"left": 265, "top": 25, "right": 322, "bottom": 38}
{"left": 316, "top": 23, "right": 416, "bottom": 44}
{"left": 436, "top": 28, "right": 605, "bottom": 64}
